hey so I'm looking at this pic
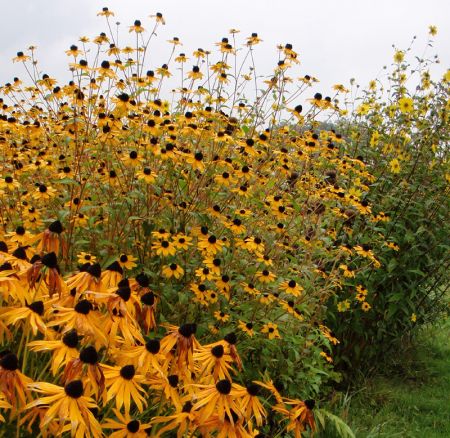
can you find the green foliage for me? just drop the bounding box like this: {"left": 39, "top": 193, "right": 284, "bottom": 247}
{"left": 336, "top": 319, "right": 450, "bottom": 437}
{"left": 315, "top": 408, "right": 356, "bottom": 438}
{"left": 326, "top": 42, "right": 449, "bottom": 370}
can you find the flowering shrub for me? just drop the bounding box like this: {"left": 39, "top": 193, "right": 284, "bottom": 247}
{"left": 0, "top": 8, "right": 447, "bottom": 437}
{"left": 326, "top": 36, "right": 449, "bottom": 370}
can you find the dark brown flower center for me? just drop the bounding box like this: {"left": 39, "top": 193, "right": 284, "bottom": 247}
{"left": 127, "top": 420, "right": 140, "bottom": 433}
{"left": 64, "top": 380, "right": 84, "bottom": 398}
{"left": 62, "top": 329, "right": 79, "bottom": 348}
{"left": 216, "top": 379, "right": 232, "bottom": 395}
{"left": 120, "top": 365, "right": 135, "bottom": 380}
{"left": 80, "top": 346, "right": 98, "bottom": 364}
{"left": 211, "top": 345, "right": 224, "bottom": 358}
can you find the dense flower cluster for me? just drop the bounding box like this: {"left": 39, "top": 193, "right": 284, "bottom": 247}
{"left": 0, "top": 8, "right": 447, "bottom": 437}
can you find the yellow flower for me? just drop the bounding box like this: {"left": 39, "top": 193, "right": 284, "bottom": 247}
{"left": 136, "top": 167, "right": 157, "bottom": 184}
{"left": 187, "top": 66, "right": 203, "bottom": 81}
{"left": 172, "top": 234, "right": 192, "bottom": 250}
{"left": 261, "top": 322, "right": 280, "bottom": 339}
{"left": 214, "top": 311, "right": 230, "bottom": 322}
{"left": 33, "top": 184, "right": 57, "bottom": 200}
{"left": 12, "top": 51, "right": 31, "bottom": 62}
{"left": 162, "top": 263, "right": 184, "bottom": 279}
{"left": 394, "top": 50, "right": 405, "bottom": 63}
{"left": 444, "top": 70, "right": 450, "bottom": 82}
{"left": 279, "top": 280, "right": 303, "bottom": 297}
{"left": 411, "top": 313, "right": 417, "bottom": 322}
{"left": 361, "top": 302, "right": 371, "bottom": 312}
{"left": 152, "top": 240, "right": 177, "bottom": 257}
{"left": 390, "top": 158, "right": 401, "bottom": 174}
{"left": 339, "top": 264, "right": 355, "bottom": 278}
{"left": 26, "top": 380, "right": 102, "bottom": 437}
{"left": 102, "top": 409, "right": 151, "bottom": 438}
{"left": 197, "top": 234, "right": 224, "bottom": 255}
{"left": 238, "top": 320, "right": 254, "bottom": 337}
{"left": 398, "top": 97, "right": 414, "bottom": 113}
{"left": 385, "top": 241, "right": 400, "bottom": 251}
{"left": 428, "top": 25, "right": 438, "bottom": 36}
{"left": 356, "top": 103, "right": 370, "bottom": 115}
{"left": 150, "top": 12, "right": 165, "bottom": 25}
{"left": 101, "top": 364, "right": 147, "bottom": 413}
{"left": 129, "top": 20, "right": 144, "bottom": 33}
{"left": 337, "top": 300, "right": 350, "bottom": 312}
{"left": 320, "top": 351, "right": 333, "bottom": 363}
{"left": 27, "top": 330, "right": 80, "bottom": 376}
{"left": 191, "top": 379, "right": 244, "bottom": 424}
{"left": 175, "top": 53, "right": 188, "bottom": 63}
{"left": 118, "top": 254, "right": 138, "bottom": 270}
{"left": 255, "top": 269, "right": 276, "bottom": 284}
{"left": 193, "top": 342, "right": 235, "bottom": 381}
{"left": 97, "top": 7, "right": 114, "bottom": 17}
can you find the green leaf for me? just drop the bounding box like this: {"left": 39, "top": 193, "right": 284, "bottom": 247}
{"left": 56, "top": 177, "right": 79, "bottom": 185}
{"left": 316, "top": 408, "right": 355, "bottom": 438}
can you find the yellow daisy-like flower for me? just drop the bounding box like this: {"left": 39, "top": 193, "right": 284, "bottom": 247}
{"left": 121, "top": 151, "right": 143, "bottom": 167}
{"left": 390, "top": 158, "right": 401, "bottom": 174}
{"left": 394, "top": 50, "right": 405, "bottom": 63}
{"left": 195, "top": 266, "right": 217, "bottom": 282}
{"left": 102, "top": 409, "right": 151, "bottom": 437}
{"left": 191, "top": 379, "right": 244, "bottom": 424}
{"left": 320, "top": 351, "right": 333, "bottom": 363}
{"left": 337, "top": 300, "right": 350, "bottom": 312}
{"left": 136, "top": 167, "right": 157, "bottom": 184}
{"left": 101, "top": 364, "right": 147, "bottom": 413}
{"left": 214, "top": 311, "right": 230, "bottom": 322}
{"left": 97, "top": 7, "right": 114, "bottom": 17}
{"left": 27, "top": 329, "right": 80, "bottom": 375}
{"left": 0, "top": 175, "right": 20, "bottom": 190}
{"left": 33, "top": 184, "right": 57, "bottom": 200}
{"left": 193, "top": 342, "right": 235, "bottom": 381}
{"left": 118, "top": 254, "right": 138, "bottom": 270}
{"left": 238, "top": 320, "right": 254, "bottom": 337}
{"left": 279, "top": 279, "right": 303, "bottom": 297}
{"left": 261, "top": 322, "right": 281, "bottom": 339}
{"left": 77, "top": 252, "right": 96, "bottom": 265}
{"left": 187, "top": 66, "right": 203, "bottom": 81}
{"left": 339, "top": 264, "right": 355, "bottom": 278}
{"left": 255, "top": 269, "right": 276, "bottom": 284}
{"left": 361, "top": 302, "right": 371, "bottom": 312}
{"left": 162, "top": 263, "right": 184, "bottom": 279}
{"left": 129, "top": 20, "right": 144, "bottom": 33}
{"left": 172, "top": 234, "right": 192, "bottom": 250}
{"left": 197, "top": 235, "right": 225, "bottom": 255}
{"left": 385, "top": 241, "right": 400, "bottom": 251}
{"left": 1, "top": 301, "right": 47, "bottom": 336}
{"left": 12, "top": 51, "right": 31, "bottom": 62}
{"left": 233, "top": 382, "right": 267, "bottom": 426}
{"left": 398, "top": 97, "right": 413, "bottom": 114}
{"left": 175, "top": 53, "right": 188, "bottom": 63}
{"left": 26, "top": 380, "right": 102, "bottom": 438}
{"left": 0, "top": 352, "right": 33, "bottom": 408}
{"left": 152, "top": 239, "right": 177, "bottom": 257}
{"left": 47, "top": 300, "right": 107, "bottom": 348}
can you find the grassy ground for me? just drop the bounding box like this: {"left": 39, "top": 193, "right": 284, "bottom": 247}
{"left": 333, "top": 319, "right": 450, "bottom": 437}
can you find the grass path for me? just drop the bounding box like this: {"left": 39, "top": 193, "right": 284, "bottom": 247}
{"left": 337, "top": 319, "right": 450, "bottom": 437}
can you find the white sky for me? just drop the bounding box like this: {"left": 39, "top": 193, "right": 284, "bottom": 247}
{"left": 0, "top": 0, "right": 449, "bottom": 102}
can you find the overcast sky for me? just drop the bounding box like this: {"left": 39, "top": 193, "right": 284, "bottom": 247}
{"left": 0, "top": 0, "right": 448, "bottom": 102}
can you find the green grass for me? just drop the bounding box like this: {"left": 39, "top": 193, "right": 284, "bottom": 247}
{"left": 333, "top": 319, "right": 450, "bottom": 437}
